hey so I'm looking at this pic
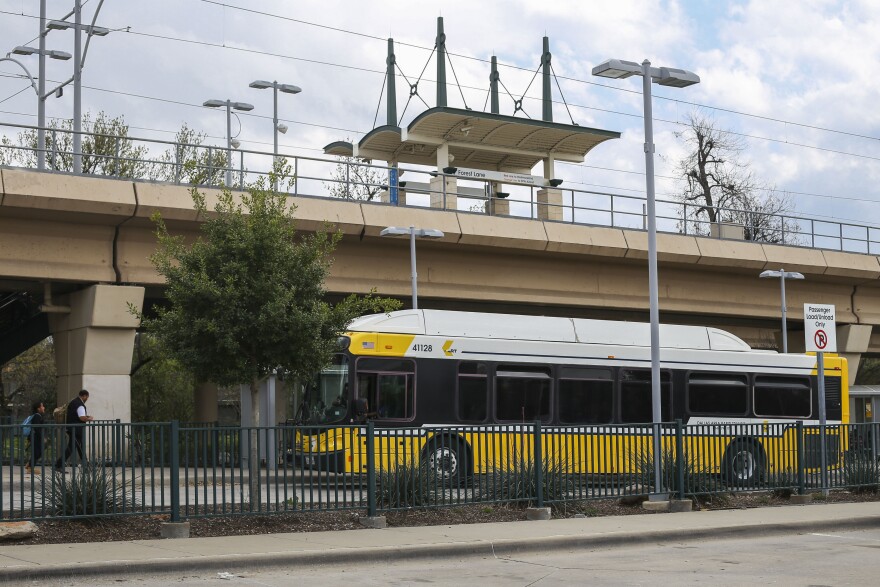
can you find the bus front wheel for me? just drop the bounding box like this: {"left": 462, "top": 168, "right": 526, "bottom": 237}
{"left": 724, "top": 440, "right": 765, "bottom": 487}
{"left": 425, "top": 437, "right": 469, "bottom": 486}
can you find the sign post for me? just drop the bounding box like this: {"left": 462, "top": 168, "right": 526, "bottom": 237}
{"left": 804, "top": 303, "right": 836, "bottom": 493}
{"left": 389, "top": 166, "right": 399, "bottom": 206}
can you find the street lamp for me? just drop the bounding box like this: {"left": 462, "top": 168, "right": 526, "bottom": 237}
{"left": 203, "top": 99, "right": 254, "bottom": 186}
{"left": 249, "top": 80, "right": 301, "bottom": 190}
{"left": 760, "top": 269, "right": 805, "bottom": 353}
{"left": 45, "top": 1, "right": 110, "bottom": 174}
{"left": 592, "top": 58, "right": 699, "bottom": 497}
{"left": 379, "top": 226, "right": 444, "bottom": 310}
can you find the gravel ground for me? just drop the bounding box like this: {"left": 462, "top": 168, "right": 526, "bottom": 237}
{"left": 6, "top": 490, "right": 880, "bottom": 546}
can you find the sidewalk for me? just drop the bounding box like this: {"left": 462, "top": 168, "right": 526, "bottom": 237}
{"left": 0, "top": 501, "right": 879, "bottom": 580}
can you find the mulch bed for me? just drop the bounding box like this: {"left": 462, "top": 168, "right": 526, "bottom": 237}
{"left": 5, "top": 489, "right": 879, "bottom": 546}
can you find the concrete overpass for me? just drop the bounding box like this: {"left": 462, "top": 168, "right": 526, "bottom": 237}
{"left": 2, "top": 168, "right": 879, "bottom": 419}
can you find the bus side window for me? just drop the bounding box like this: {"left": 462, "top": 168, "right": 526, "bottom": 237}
{"left": 495, "top": 364, "right": 551, "bottom": 423}
{"left": 558, "top": 367, "right": 613, "bottom": 424}
{"left": 458, "top": 362, "right": 488, "bottom": 422}
{"left": 686, "top": 372, "right": 749, "bottom": 416}
{"left": 619, "top": 369, "right": 672, "bottom": 424}
{"left": 754, "top": 376, "right": 811, "bottom": 418}
{"left": 355, "top": 358, "right": 416, "bottom": 421}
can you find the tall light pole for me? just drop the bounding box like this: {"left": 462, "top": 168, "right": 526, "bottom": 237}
{"left": 46, "top": 0, "right": 109, "bottom": 174}
{"left": 593, "top": 58, "right": 699, "bottom": 497}
{"left": 760, "top": 269, "right": 805, "bottom": 353}
{"left": 249, "top": 80, "right": 300, "bottom": 189}
{"left": 203, "top": 99, "right": 254, "bottom": 187}
{"left": 379, "top": 226, "right": 444, "bottom": 309}
{"left": 11, "top": 0, "right": 71, "bottom": 170}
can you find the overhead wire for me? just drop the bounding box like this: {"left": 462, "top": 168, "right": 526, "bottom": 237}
{"left": 1, "top": 5, "right": 879, "bottom": 220}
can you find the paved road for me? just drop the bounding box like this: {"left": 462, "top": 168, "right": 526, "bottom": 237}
{"left": 70, "top": 527, "right": 880, "bottom": 586}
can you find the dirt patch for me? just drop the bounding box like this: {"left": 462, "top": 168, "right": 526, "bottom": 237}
{"left": 8, "top": 490, "right": 880, "bottom": 545}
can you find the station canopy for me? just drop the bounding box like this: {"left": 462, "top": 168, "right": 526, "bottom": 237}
{"left": 324, "top": 107, "right": 620, "bottom": 172}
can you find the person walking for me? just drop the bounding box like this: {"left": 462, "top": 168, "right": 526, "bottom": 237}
{"left": 25, "top": 401, "right": 46, "bottom": 472}
{"left": 55, "top": 390, "right": 94, "bottom": 468}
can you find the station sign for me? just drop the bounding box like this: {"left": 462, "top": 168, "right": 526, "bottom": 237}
{"left": 804, "top": 303, "right": 837, "bottom": 353}
{"left": 450, "top": 167, "right": 549, "bottom": 187}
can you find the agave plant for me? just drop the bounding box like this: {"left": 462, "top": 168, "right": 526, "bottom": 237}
{"left": 375, "top": 460, "right": 438, "bottom": 509}
{"left": 842, "top": 450, "right": 880, "bottom": 493}
{"left": 38, "top": 464, "right": 139, "bottom": 520}
{"left": 478, "top": 451, "right": 576, "bottom": 507}
{"left": 628, "top": 447, "right": 718, "bottom": 501}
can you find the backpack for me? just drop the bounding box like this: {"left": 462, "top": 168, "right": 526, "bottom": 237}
{"left": 53, "top": 403, "right": 69, "bottom": 424}
{"left": 21, "top": 414, "right": 35, "bottom": 437}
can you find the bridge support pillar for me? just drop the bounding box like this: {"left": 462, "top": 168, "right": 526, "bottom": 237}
{"left": 49, "top": 284, "right": 144, "bottom": 423}
{"left": 838, "top": 324, "right": 872, "bottom": 386}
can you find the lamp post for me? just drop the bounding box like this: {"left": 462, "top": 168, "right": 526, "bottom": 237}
{"left": 249, "top": 80, "right": 301, "bottom": 189}
{"left": 10, "top": 0, "right": 72, "bottom": 171}
{"left": 46, "top": 0, "right": 109, "bottom": 174}
{"left": 379, "top": 226, "right": 444, "bottom": 309}
{"left": 592, "top": 58, "right": 699, "bottom": 497}
{"left": 760, "top": 269, "right": 805, "bottom": 353}
{"left": 203, "top": 99, "right": 254, "bottom": 187}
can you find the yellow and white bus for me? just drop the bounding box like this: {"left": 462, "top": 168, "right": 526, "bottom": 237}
{"left": 294, "top": 309, "right": 848, "bottom": 485}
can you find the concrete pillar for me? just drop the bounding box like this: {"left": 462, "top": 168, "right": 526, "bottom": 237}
{"left": 537, "top": 188, "right": 563, "bottom": 221}
{"left": 838, "top": 324, "right": 872, "bottom": 386}
{"left": 430, "top": 175, "right": 457, "bottom": 210}
{"left": 486, "top": 198, "right": 509, "bottom": 216}
{"left": 194, "top": 381, "right": 219, "bottom": 422}
{"left": 50, "top": 284, "right": 144, "bottom": 423}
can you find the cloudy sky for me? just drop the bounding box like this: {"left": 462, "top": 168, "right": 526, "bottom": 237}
{"left": 1, "top": 0, "right": 879, "bottom": 243}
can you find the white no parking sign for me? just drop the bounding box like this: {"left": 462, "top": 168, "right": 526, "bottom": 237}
{"left": 804, "top": 304, "right": 837, "bottom": 353}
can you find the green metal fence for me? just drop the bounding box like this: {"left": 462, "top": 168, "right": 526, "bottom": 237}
{"left": 0, "top": 420, "right": 878, "bottom": 522}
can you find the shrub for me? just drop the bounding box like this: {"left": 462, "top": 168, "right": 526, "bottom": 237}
{"left": 842, "top": 450, "right": 880, "bottom": 493}
{"left": 375, "top": 461, "right": 437, "bottom": 509}
{"left": 766, "top": 469, "right": 799, "bottom": 498}
{"left": 39, "top": 464, "right": 138, "bottom": 520}
{"left": 479, "top": 451, "right": 576, "bottom": 508}
{"left": 629, "top": 447, "right": 717, "bottom": 501}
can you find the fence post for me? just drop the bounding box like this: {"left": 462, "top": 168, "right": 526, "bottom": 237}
{"left": 534, "top": 420, "right": 544, "bottom": 509}
{"left": 170, "top": 420, "right": 181, "bottom": 522}
{"left": 366, "top": 421, "right": 376, "bottom": 517}
{"left": 796, "top": 420, "right": 806, "bottom": 495}
{"left": 675, "top": 420, "right": 685, "bottom": 500}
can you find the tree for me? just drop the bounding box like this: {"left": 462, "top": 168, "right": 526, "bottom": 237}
{"left": 325, "top": 142, "right": 385, "bottom": 201}
{"left": 142, "top": 164, "right": 399, "bottom": 500}
{"left": 152, "top": 123, "right": 228, "bottom": 186}
{"left": 0, "top": 111, "right": 152, "bottom": 178}
{"left": 130, "top": 333, "right": 195, "bottom": 423}
{"left": 674, "top": 112, "right": 800, "bottom": 243}
{"left": 0, "top": 338, "right": 56, "bottom": 418}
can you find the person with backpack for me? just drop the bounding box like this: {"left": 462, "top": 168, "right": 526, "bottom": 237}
{"left": 55, "top": 390, "right": 94, "bottom": 468}
{"left": 23, "top": 401, "right": 46, "bottom": 472}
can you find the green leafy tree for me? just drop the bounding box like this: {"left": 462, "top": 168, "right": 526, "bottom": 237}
{"left": 674, "top": 111, "right": 801, "bottom": 243}
{"left": 141, "top": 164, "right": 399, "bottom": 499}
{"left": 0, "top": 111, "right": 152, "bottom": 178}
{"left": 152, "top": 123, "right": 228, "bottom": 186}
{"left": 130, "top": 333, "right": 195, "bottom": 423}
{"left": 0, "top": 338, "right": 56, "bottom": 418}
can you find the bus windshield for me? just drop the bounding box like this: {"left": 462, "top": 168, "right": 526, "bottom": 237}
{"left": 300, "top": 354, "right": 350, "bottom": 425}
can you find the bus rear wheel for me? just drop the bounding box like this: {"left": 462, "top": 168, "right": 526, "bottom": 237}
{"left": 724, "top": 440, "right": 765, "bottom": 487}
{"left": 425, "top": 437, "right": 470, "bottom": 486}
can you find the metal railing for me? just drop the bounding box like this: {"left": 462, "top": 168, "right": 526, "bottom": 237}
{"left": 0, "top": 420, "right": 877, "bottom": 522}
{"left": 1, "top": 121, "right": 878, "bottom": 255}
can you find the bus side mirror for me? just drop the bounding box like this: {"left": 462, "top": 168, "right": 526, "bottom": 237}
{"left": 354, "top": 398, "right": 369, "bottom": 422}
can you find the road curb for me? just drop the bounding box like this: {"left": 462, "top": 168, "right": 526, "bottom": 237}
{"left": 2, "top": 514, "right": 880, "bottom": 581}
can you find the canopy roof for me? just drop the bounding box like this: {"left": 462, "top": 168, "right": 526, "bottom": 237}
{"left": 324, "top": 107, "right": 619, "bottom": 172}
